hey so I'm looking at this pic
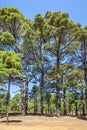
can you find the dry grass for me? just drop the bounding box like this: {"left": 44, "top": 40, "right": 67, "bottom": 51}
{"left": 0, "top": 115, "right": 87, "bottom": 130}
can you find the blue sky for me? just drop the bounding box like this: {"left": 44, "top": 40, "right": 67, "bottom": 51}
{"left": 0, "top": 0, "right": 87, "bottom": 27}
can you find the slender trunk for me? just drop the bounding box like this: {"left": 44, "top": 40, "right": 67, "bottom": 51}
{"left": 75, "top": 102, "right": 78, "bottom": 116}
{"left": 6, "top": 78, "right": 10, "bottom": 124}
{"left": 85, "top": 87, "right": 87, "bottom": 112}
{"left": 84, "top": 39, "right": 87, "bottom": 110}
{"left": 40, "top": 64, "right": 44, "bottom": 115}
{"left": 84, "top": 63, "right": 87, "bottom": 110}
{"left": 69, "top": 104, "right": 71, "bottom": 115}
{"left": 74, "top": 89, "right": 78, "bottom": 116}
{"left": 63, "top": 88, "right": 67, "bottom": 115}
{"left": 56, "top": 47, "right": 61, "bottom": 117}
{"left": 40, "top": 43, "right": 44, "bottom": 115}
{"left": 82, "top": 88, "right": 85, "bottom": 116}
{"left": 82, "top": 38, "right": 87, "bottom": 110}
{"left": 56, "top": 87, "right": 60, "bottom": 117}
{"left": 25, "top": 62, "right": 29, "bottom": 115}
{"left": 20, "top": 79, "right": 25, "bottom": 116}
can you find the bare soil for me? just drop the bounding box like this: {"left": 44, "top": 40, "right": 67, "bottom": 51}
{"left": 0, "top": 115, "right": 87, "bottom": 130}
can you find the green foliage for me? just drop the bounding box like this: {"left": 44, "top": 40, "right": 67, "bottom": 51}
{"left": 0, "top": 7, "right": 87, "bottom": 116}
{"left": 0, "top": 87, "right": 7, "bottom": 113}
{"left": 0, "top": 51, "right": 22, "bottom": 80}
{"left": 0, "top": 30, "right": 15, "bottom": 46}
{"left": 10, "top": 94, "right": 21, "bottom": 113}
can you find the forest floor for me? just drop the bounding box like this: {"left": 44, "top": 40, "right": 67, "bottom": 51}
{"left": 0, "top": 115, "right": 87, "bottom": 130}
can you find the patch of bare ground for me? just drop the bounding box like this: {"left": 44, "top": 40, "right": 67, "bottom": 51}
{"left": 0, "top": 115, "right": 87, "bottom": 130}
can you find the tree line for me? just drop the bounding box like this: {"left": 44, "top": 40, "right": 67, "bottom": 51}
{"left": 0, "top": 7, "right": 87, "bottom": 123}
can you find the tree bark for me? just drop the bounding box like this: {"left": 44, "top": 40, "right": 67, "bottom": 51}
{"left": 20, "top": 79, "right": 25, "bottom": 116}
{"left": 56, "top": 42, "right": 61, "bottom": 117}
{"left": 6, "top": 78, "right": 10, "bottom": 124}
{"left": 56, "top": 87, "right": 60, "bottom": 117}
{"left": 40, "top": 64, "right": 44, "bottom": 115}
{"left": 64, "top": 88, "right": 67, "bottom": 115}
{"left": 75, "top": 102, "right": 78, "bottom": 116}
{"left": 82, "top": 88, "right": 85, "bottom": 116}
{"left": 81, "top": 37, "right": 87, "bottom": 111}
{"left": 25, "top": 62, "right": 29, "bottom": 115}
{"left": 40, "top": 43, "right": 44, "bottom": 115}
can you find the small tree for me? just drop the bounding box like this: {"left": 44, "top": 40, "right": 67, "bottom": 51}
{"left": 0, "top": 51, "right": 22, "bottom": 123}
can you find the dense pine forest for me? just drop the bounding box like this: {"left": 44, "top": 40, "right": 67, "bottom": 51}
{"left": 0, "top": 7, "right": 87, "bottom": 123}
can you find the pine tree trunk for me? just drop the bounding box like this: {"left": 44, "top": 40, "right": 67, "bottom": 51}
{"left": 69, "top": 104, "right": 71, "bottom": 115}
{"left": 40, "top": 44, "right": 44, "bottom": 115}
{"left": 6, "top": 104, "right": 9, "bottom": 124}
{"left": 40, "top": 66, "right": 44, "bottom": 115}
{"left": 56, "top": 87, "right": 60, "bottom": 117}
{"left": 20, "top": 79, "right": 25, "bottom": 116}
{"left": 75, "top": 102, "right": 78, "bottom": 116}
{"left": 47, "top": 99, "right": 50, "bottom": 114}
{"left": 56, "top": 49, "right": 60, "bottom": 117}
{"left": 84, "top": 42, "right": 87, "bottom": 111}
{"left": 82, "top": 102, "right": 85, "bottom": 116}
{"left": 85, "top": 71, "right": 87, "bottom": 111}
{"left": 85, "top": 86, "right": 87, "bottom": 112}
{"left": 6, "top": 78, "right": 10, "bottom": 124}
{"left": 82, "top": 88, "right": 85, "bottom": 116}
{"left": 82, "top": 38, "right": 87, "bottom": 112}
{"left": 25, "top": 63, "right": 28, "bottom": 115}
{"left": 64, "top": 89, "right": 67, "bottom": 115}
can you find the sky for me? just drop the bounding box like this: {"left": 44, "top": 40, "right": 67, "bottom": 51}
{"left": 0, "top": 0, "right": 87, "bottom": 27}
{"left": 0, "top": 0, "right": 87, "bottom": 97}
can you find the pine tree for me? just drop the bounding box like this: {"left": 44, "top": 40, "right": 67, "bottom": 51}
{"left": 0, "top": 51, "right": 22, "bottom": 123}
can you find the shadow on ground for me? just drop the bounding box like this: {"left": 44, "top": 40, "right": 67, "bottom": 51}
{"left": 77, "top": 115, "right": 87, "bottom": 121}
{"left": 68, "top": 114, "right": 87, "bottom": 121}
{"left": 0, "top": 120, "right": 22, "bottom": 123}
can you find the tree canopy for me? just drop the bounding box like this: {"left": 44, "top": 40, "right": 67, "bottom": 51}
{"left": 0, "top": 7, "right": 87, "bottom": 123}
